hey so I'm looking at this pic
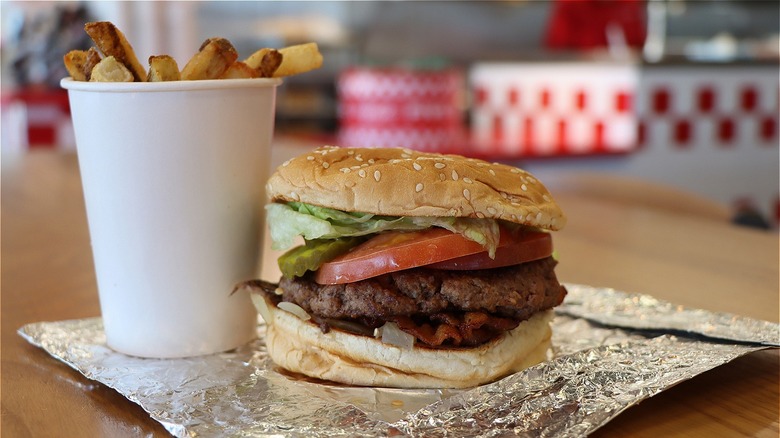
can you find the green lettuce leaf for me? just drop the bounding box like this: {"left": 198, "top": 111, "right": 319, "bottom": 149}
{"left": 266, "top": 202, "right": 500, "bottom": 257}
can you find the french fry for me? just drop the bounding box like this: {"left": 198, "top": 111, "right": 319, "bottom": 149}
{"left": 63, "top": 50, "right": 88, "bottom": 81}
{"left": 83, "top": 47, "right": 102, "bottom": 81}
{"left": 147, "top": 55, "right": 181, "bottom": 82}
{"left": 84, "top": 21, "right": 146, "bottom": 82}
{"left": 244, "top": 48, "right": 271, "bottom": 70}
{"left": 220, "top": 61, "right": 260, "bottom": 79}
{"left": 244, "top": 48, "right": 283, "bottom": 78}
{"left": 90, "top": 56, "right": 134, "bottom": 82}
{"left": 273, "top": 43, "right": 323, "bottom": 78}
{"left": 259, "top": 50, "right": 283, "bottom": 78}
{"left": 180, "top": 38, "right": 238, "bottom": 81}
{"left": 64, "top": 21, "right": 323, "bottom": 83}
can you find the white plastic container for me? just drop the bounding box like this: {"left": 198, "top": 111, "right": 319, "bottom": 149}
{"left": 61, "top": 78, "right": 281, "bottom": 358}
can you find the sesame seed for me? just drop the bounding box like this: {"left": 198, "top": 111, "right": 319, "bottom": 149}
{"left": 347, "top": 150, "right": 355, "bottom": 155}
{"left": 488, "top": 169, "right": 496, "bottom": 176}
{"left": 282, "top": 159, "right": 292, "bottom": 167}
{"left": 401, "top": 153, "right": 411, "bottom": 159}
{"left": 413, "top": 163, "right": 422, "bottom": 171}
{"left": 463, "top": 188, "right": 471, "bottom": 200}
{"left": 476, "top": 212, "right": 485, "bottom": 218}
{"left": 290, "top": 191, "right": 299, "bottom": 201}
{"left": 452, "top": 170, "right": 459, "bottom": 181}
{"left": 511, "top": 168, "right": 520, "bottom": 173}
{"left": 463, "top": 177, "right": 473, "bottom": 184}
{"left": 487, "top": 207, "right": 497, "bottom": 214}
{"left": 511, "top": 214, "right": 518, "bottom": 220}
{"left": 374, "top": 170, "right": 381, "bottom": 181}
{"left": 521, "top": 184, "right": 527, "bottom": 191}
{"left": 351, "top": 165, "right": 361, "bottom": 170}
{"left": 322, "top": 162, "right": 330, "bottom": 169}
{"left": 355, "top": 155, "right": 363, "bottom": 162}
{"left": 358, "top": 169, "right": 366, "bottom": 178}
{"left": 542, "top": 194, "right": 551, "bottom": 202}
{"left": 340, "top": 168, "right": 350, "bottom": 173}
{"left": 434, "top": 163, "right": 446, "bottom": 169}
{"left": 439, "top": 173, "right": 446, "bottom": 181}
{"left": 307, "top": 156, "right": 315, "bottom": 161}
{"left": 500, "top": 192, "right": 508, "bottom": 199}
{"left": 415, "top": 183, "right": 424, "bottom": 192}
{"left": 391, "top": 159, "right": 402, "bottom": 164}
{"left": 368, "top": 159, "right": 375, "bottom": 164}
{"left": 536, "top": 212, "right": 543, "bottom": 222}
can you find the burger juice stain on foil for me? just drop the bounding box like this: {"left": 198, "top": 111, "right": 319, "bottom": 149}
{"left": 18, "top": 284, "right": 779, "bottom": 437}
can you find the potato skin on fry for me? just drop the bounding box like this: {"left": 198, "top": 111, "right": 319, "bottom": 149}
{"left": 244, "top": 48, "right": 283, "bottom": 77}
{"left": 181, "top": 37, "right": 238, "bottom": 80}
{"left": 84, "top": 21, "right": 146, "bottom": 82}
{"left": 220, "top": 61, "right": 260, "bottom": 79}
{"left": 147, "top": 55, "right": 181, "bottom": 82}
{"left": 63, "top": 50, "right": 88, "bottom": 81}
{"left": 84, "top": 47, "right": 102, "bottom": 81}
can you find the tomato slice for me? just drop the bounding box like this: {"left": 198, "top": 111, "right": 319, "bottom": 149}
{"left": 428, "top": 231, "right": 552, "bottom": 270}
{"left": 314, "top": 227, "right": 552, "bottom": 285}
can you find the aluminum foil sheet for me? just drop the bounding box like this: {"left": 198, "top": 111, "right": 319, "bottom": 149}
{"left": 18, "top": 284, "right": 779, "bottom": 437}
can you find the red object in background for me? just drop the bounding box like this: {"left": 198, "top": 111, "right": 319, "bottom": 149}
{"left": 717, "top": 118, "right": 736, "bottom": 144}
{"left": 337, "top": 67, "right": 466, "bottom": 153}
{"left": 508, "top": 87, "right": 520, "bottom": 106}
{"left": 575, "top": 89, "right": 587, "bottom": 111}
{"left": 652, "top": 88, "right": 670, "bottom": 114}
{"left": 615, "top": 91, "right": 632, "bottom": 113}
{"left": 741, "top": 86, "right": 758, "bottom": 111}
{"left": 698, "top": 87, "right": 715, "bottom": 112}
{"left": 674, "top": 119, "right": 692, "bottom": 146}
{"left": 2, "top": 88, "right": 71, "bottom": 148}
{"left": 760, "top": 116, "right": 777, "bottom": 142}
{"left": 545, "top": 0, "right": 647, "bottom": 50}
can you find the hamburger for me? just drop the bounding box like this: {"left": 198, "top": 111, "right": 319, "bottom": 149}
{"left": 243, "top": 146, "right": 567, "bottom": 388}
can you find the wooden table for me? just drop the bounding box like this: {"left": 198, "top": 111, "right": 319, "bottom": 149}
{"left": 2, "top": 147, "right": 778, "bottom": 437}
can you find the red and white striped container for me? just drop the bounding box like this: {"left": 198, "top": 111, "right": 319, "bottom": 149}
{"left": 337, "top": 67, "right": 467, "bottom": 153}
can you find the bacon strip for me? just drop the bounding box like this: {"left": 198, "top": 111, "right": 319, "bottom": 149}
{"left": 391, "top": 311, "right": 520, "bottom": 348}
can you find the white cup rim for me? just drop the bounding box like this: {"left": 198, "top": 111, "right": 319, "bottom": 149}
{"left": 60, "top": 77, "right": 283, "bottom": 93}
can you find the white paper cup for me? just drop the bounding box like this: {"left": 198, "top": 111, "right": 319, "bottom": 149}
{"left": 61, "top": 78, "right": 281, "bottom": 358}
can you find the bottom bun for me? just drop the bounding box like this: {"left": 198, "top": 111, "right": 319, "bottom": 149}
{"left": 256, "top": 294, "right": 554, "bottom": 388}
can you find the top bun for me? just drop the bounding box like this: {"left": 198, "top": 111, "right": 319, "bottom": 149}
{"left": 266, "top": 146, "right": 566, "bottom": 230}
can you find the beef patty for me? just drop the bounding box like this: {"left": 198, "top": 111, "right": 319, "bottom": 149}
{"left": 280, "top": 256, "right": 567, "bottom": 323}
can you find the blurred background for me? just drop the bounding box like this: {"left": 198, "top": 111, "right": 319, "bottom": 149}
{"left": 1, "top": 0, "right": 778, "bottom": 227}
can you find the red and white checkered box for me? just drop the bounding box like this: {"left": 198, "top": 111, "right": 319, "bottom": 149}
{"left": 470, "top": 62, "right": 639, "bottom": 157}
{"left": 337, "top": 67, "right": 467, "bottom": 153}
{"left": 636, "top": 66, "right": 778, "bottom": 149}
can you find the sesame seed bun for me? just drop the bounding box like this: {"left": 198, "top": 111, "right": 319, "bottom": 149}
{"left": 266, "top": 146, "right": 566, "bottom": 230}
